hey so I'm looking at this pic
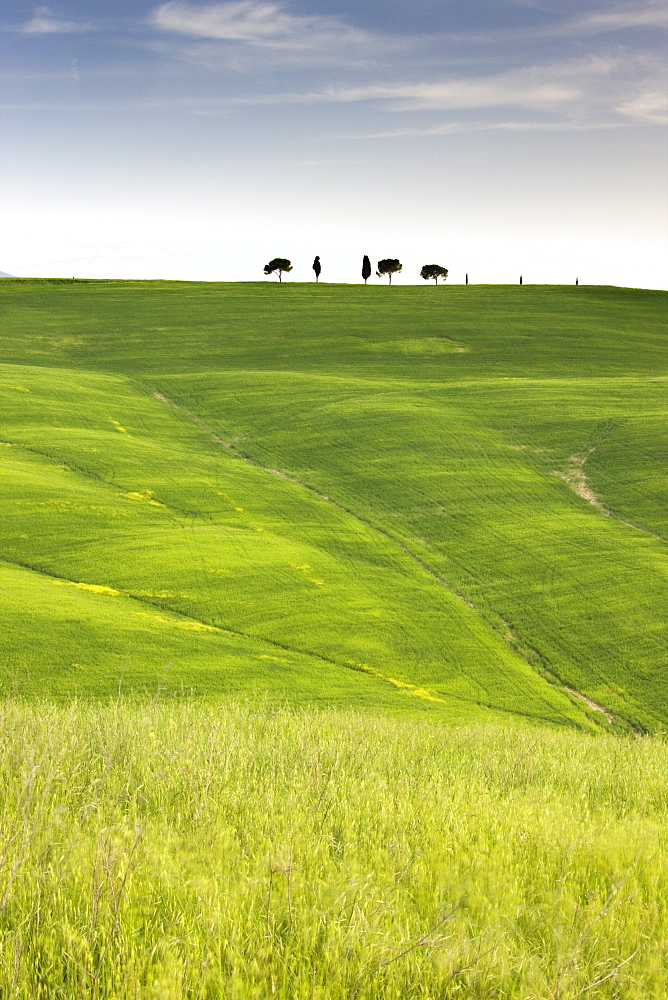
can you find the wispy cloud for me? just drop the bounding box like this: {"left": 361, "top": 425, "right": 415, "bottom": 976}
{"left": 146, "top": 1, "right": 668, "bottom": 79}
{"left": 347, "top": 121, "right": 626, "bottom": 140}
{"left": 616, "top": 89, "right": 668, "bottom": 123}
{"left": 7, "top": 1, "right": 666, "bottom": 131}
{"left": 21, "top": 7, "right": 90, "bottom": 34}
{"left": 441, "top": 2, "right": 668, "bottom": 45}
{"left": 565, "top": 3, "right": 668, "bottom": 35}
{"left": 128, "top": 50, "right": 661, "bottom": 132}
{"left": 329, "top": 52, "right": 666, "bottom": 127}
{"left": 209, "top": 53, "right": 652, "bottom": 115}
{"left": 151, "top": 1, "right": 371, "bottom": 50}
{"left": 319, "top": 77, "right": 579, "bottom": 113}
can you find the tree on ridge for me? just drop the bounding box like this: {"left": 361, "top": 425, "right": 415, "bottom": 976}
{"left": 420, "top": 264, "right": 448, "bottom": 285}
{"left": 362, "top": 255, "right": 371, "bottom": 284}
{"left": 312, "top": 256, "right": 321, "bottom": 282}
{"left": 263, "top": 258, "right": 293, "bottom": 282}
{"left": 376, "top": 259, "right": 402, "bottom": 284}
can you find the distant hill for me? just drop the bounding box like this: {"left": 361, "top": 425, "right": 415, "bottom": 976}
{"left": 0, "top": 281, "right": 666, "bottom": 731}
{"left": 0, "top": 271, "right": 13, "bottom": 277}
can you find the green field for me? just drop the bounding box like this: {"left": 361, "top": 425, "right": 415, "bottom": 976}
{"left": 1, "top": 280, "right": 667, "bottom": 997}
{"left": 1, "top": 280, "right": 666, "bottom": 730}
{"left": 0, "top": 701, "right": 666, "bottom": 999}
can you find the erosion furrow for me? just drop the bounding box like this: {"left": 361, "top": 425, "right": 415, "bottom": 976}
{"left": 150, "top": 388, "right": 610, "bottom": 725}
{"left": 1, "top": 553, "right": 488, "bottom": 711}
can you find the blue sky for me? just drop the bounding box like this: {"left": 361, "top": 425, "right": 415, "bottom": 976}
{"left": 1, "top": 0, "right": 667, "bottom": 285}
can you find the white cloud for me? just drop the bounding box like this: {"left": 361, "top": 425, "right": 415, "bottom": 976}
{"left": 446, "top": 3, "right": 668, "bottom": 44}
{"left": 150, "top": 1, "right": 370, "bottom": 50}
{"left": 228, "top": 55, "right": 630, "bottom": 114}
{"left": 349, "top": 120, "right": 625, "bottom": 140}
{"left": 566, "top": 3, "right": 668, "bottom": 35}
{"left": 22, "top": 7, "right": 90, "bottom": 34}
{"left": 146, "top": 2, "right": 668, "bottom": 79}
{"left": 321, "top": 77, "right": 579, "bottom": 112}
{"left": 150, "top": 51, "right": 662, "bottom": 130}
{"left": 617, "top": 89, "right": 668, "bottom": 123}
{"left": 175, "top": 37, "right": 390, "bottom": 71}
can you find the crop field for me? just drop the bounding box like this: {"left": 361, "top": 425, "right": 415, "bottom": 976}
{"left": 1, "top": 279, "right": 667, "bottom": 997}
{"left": 0, "top": 279, "right": 666, "bottom": 729}
{"left": 0, "top": 700, "right": 666, "bottom": 999}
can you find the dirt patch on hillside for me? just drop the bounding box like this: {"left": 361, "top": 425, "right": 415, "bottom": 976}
{"left": 552, "top": 445, "right": 664, "bottom": 542}
{"left": 554, "top": 448, "right": 610, "bottom": 515}
{"left": 564, "top": 686, "right": 613, "bottom": 723}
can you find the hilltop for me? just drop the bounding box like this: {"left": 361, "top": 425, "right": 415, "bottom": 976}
{"left": 0, "top": 280, "right": 666, "bottom": 730}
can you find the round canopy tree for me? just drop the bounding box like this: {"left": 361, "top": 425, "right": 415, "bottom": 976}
{"left": 263, "top": 258, "right": 293, "bottom": 282}
{"left": 376, "top": 259, "right": 402, "bottom": 284}
{"left": 420, "top": 264, "right": 449, "bottom": 285}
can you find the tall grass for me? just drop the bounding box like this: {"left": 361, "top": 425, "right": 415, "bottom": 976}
{"left": 0, "top": 701, "right": 665, "bottom": 998}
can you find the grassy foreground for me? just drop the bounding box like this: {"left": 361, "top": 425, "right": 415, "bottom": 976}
{"left": 0, "top": 701, "right": 666, "bottom": 999}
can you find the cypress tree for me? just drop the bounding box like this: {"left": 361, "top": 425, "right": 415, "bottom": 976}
{"left": 362, "top": 255, "right": 371, "bottom": 284}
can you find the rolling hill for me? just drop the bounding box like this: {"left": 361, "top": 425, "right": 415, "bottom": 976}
{"left": 0, "top": 280, "right": 666, "bottom": 730}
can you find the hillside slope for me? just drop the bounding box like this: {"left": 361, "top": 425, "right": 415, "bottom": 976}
{"left": 1, "top": 281, "right": 666, "bottom": 729}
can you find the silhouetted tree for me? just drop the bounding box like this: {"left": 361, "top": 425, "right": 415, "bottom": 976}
{"left": 312, "top": 256, "right": 321, "bottom": 282}
{"left": 376, "top": 259, "right": 402, "bottom": 284}
{"left": 466, "top": 273, "right": 469, "bottom": 285}
{"left": 519, "top": 275, "right": 523, "bottom": 285}
{"left": 263, "top": 258, "right": 293, "bottom": 282}
{"left": 362, "top": 255, "right": 371, "bottom": 284}
{"left": 420, "top": 264, "right": 448, "bottom": 285}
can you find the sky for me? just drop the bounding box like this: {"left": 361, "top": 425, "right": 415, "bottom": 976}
{"left": 1, "top": 0, "right": 667, "bottom": 286}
